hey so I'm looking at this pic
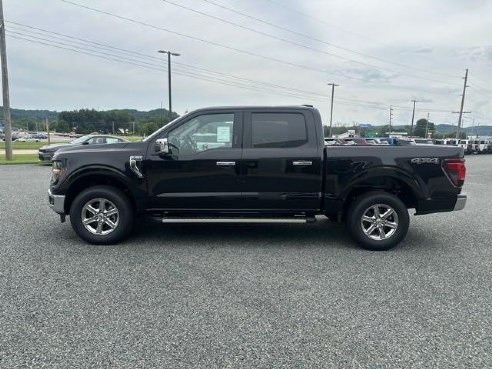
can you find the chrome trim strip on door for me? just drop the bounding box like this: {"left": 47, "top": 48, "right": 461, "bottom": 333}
{"left": 292, "top": 160, "right": 312, "bottom": 166}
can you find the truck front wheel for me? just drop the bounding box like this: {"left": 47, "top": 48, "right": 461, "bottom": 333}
{"left": 346, "top": 192, "right": 409, "bottom": 251}
{"left": 69, "top": 185, "right": 134, "bottom": 245}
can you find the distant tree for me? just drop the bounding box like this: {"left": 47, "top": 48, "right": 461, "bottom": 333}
{"left": 413, "top": 119, "right": 435, "bottom": 138}
{"left": 55, "top": 120, "right": 70, "bottom": 133}
{"left": 137, "top": 122, "right": 160, "bottom": 136}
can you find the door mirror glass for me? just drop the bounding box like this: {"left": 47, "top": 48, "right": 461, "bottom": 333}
{"left": 155, "top": 138, "right": 169, "bottom": 155}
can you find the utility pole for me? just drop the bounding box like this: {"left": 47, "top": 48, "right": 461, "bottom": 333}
{"left": 410, "top": 99, "right": 418, "bottom": 135}
{"left": 456, "top": 69, "right": 469, "bottom": 139}
{"left": 112, "top": 121, "right": 115, "bottom": 135}
{"left": 327, "top": 82, "right": 338, "bottom": 137}
{"left": 0, "top": 0, "right": 12, "bottom": 160}
{"left": 46, "top": 117, "right": 50, "bottom": 145}
{"left": 389, "top": 105, "right": 394, "bottom": 136}
{"left": 452, "top": 110, "right": 471, "bottom": 139}
{"left": 425, "top": 112, "right": 430, "bottom": 138}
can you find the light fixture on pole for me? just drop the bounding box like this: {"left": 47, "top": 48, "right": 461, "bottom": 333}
{"left": 158, "top": 50, "right": 180, "bottom": 121}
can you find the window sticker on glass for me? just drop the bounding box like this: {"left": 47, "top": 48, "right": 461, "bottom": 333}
{"left": 217, "top": 126, "right": 231, "bottom": 142}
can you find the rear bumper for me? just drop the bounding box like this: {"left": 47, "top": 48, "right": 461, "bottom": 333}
{"left": 453, "top": 194, "right": 467, "bottom": 211}
{"left": 48, "top": 189, "right": 65, "bottom": 214}
{"left": 415, "top": 194, "right": 466, "bottom": 215}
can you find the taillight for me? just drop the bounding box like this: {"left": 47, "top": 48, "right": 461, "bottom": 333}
{"left": 443, "top": 158, "right": 466, "bottom": 187}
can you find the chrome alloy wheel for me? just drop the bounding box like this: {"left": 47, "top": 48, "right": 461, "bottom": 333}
{"left": 360, "top": 204, "right": 399, "bottom": 241}
{"left": 80, "top": 198, "right": 119, "bottom": 235}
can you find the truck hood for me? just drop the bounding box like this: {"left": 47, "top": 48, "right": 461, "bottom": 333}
{"left": 56, "top": 142, "right": 131, "bottom": 154}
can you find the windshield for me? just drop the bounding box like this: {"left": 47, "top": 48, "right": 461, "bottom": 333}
{"left": 70, "top": 135, "right": 92, "bottom": 144}
{"left": 143, "top": 113, "right": 191, "bottom": 142}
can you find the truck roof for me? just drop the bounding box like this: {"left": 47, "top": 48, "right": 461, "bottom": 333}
{"left": 190, "top": 105, "right": 318, "bottom": 112}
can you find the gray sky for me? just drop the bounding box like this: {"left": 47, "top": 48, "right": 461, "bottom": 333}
{"left": 4, "top": 0, "right": 492, "bottom": 126}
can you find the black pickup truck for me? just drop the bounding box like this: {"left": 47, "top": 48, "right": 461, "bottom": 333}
{"left": 48, "top": 106, "right": 466, "bottom": 250}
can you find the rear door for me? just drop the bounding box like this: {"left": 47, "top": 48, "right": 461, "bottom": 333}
{"left": 240, "top": 109, "right": 323, "bottom": 212}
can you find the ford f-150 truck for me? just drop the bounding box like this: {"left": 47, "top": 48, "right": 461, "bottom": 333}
{"left": 48, "top": 106, "right": 466, "bottom": 250}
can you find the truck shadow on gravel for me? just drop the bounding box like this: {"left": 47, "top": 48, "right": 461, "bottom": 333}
{"left": 124, "top": 216, "right": 430, "bottom": 252}
{"left": 128, "top": 216, "right": 359, "bottom": 250}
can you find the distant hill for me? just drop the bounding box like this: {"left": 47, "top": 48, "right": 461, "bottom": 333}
{"left": 0, "top": 107, "right": 177, "bottom": 127}
{"left": 435, "top": 124, "right": 492, "bottom": 136}
{"left": 0, "top": 107, "right": 58, "bottom": 123}
{"left": 105, "top": 108, "right": 177, "bottom": 122}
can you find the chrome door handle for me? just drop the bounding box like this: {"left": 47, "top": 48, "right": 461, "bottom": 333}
{"left": 216, "top": 161, "right": 236, "bottom": 166}
{"left": 292, "top": 160, "right": 312, "bottom": 166}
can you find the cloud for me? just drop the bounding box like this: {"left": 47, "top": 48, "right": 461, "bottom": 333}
{"left": 3, "top": 0, "right": 491, "bottom": 125}
{"left": 457, "top": 46, "right": 492, "bottom": 62}
{"left": 336, "top": 67, "right": 396, "bottom": 83}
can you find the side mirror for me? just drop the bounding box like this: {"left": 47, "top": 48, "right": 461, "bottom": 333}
{"left": 155, "top": 138, "right": 169, "bottom": 155}
{"left": 82, "top": 141, "right": 89, "bottom": 145}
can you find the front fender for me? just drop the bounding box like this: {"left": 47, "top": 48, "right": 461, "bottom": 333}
{"left": 56, "top": 164, "right": 147, "bottom": 214}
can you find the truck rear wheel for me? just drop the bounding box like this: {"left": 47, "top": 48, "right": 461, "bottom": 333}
{"left": 346, "top": 192, "right": 409, "bottom": 251}
{"left": 69, "top": 185, "right": 134, "bottom": 245}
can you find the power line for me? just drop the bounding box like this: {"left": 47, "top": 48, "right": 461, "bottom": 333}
{"left": 57, "top": 1, "right": 332, "bottom": 75}
{"left": 197, "top": 0, "right": 459, "bottom": 80}
{"left": 263, "top": 0, "right": 391, "bottom": 49}
{"left": 160, "top": 0, "right": 456, "bottom": 85}
{"left": 60, "top": 0, "right": 459, "bottom": 90}
{"left": 6, "top": 26, "right": 337, "bottom": 101}
{"left": 5, "top": 32, "right": 335, "bottom": 102}
{"left": 6, "top": 26, "right": 456, "bottom": 114}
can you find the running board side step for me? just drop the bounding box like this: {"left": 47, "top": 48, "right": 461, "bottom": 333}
{"left": 161, "top": 217, "right": 316, "bottom": 224}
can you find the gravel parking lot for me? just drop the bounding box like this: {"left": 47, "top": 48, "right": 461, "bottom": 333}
{"left": 1, "top": 156, "right": 490, "bottom": 368}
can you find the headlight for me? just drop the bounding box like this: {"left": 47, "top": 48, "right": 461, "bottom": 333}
{"left": 51, "top": 160, "right": 66, "bottom": 185}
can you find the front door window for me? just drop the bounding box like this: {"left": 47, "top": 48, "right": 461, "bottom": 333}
{"left": 168, "top": 113, "right": 235, "bottom": 156}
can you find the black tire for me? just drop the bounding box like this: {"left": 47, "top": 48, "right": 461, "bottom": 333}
{"left": 69, "top": 185, "right": 134, "bottom": 245}
{"left": 346, "top": 192, "right": 409, "bottom": 251}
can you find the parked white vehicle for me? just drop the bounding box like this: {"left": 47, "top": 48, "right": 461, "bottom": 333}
{"left": 458, "top": 139, "right": 470, "bottom": 153}
{"left": 477, "top": 140, "right": 489, "bottom": 153}
{"left": 468, "top": 140, "right": 479, "bottom": 154}
{"left": 445, "top": 138, "right": 460, "bottom": 146}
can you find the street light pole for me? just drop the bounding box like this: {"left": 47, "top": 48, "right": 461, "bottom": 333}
{"left": 158, "top": 50, "right": 180, "bottom": 121}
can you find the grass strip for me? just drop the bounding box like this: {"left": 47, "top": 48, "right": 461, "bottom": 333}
{"left": 0, "top": 154, "right": 41, "bottom": 165}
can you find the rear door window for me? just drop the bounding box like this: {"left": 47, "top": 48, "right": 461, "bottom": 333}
{"left": 251, "top": 113, "right": 308, "bottom": 148}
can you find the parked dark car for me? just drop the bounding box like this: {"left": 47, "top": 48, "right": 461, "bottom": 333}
{"left": 38, "top": 134, "right": 129, "bottom": 162}
{"left": 48, "top": 106, "right": 466, "bottom": 251}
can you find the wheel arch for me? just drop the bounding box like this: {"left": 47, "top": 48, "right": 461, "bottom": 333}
{"left": 64, "top": 170, "right": 138, "bottom": 215}
{"left": 340, "top": 171, "right": 423, "bottom": 217}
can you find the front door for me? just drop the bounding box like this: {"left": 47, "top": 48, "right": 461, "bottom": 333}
{"left": 145, "top": 111, "right": 243, "bottom": 211}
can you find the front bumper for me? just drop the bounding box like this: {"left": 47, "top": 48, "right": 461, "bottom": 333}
{"left": 38, "top": 151, "right": 54, "bottom": 161}
{"left": 453, "top": 194, "right": 467, "bottom": 211}
{"left": 48, "top": 189, "right": 65, "bottom": 214}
